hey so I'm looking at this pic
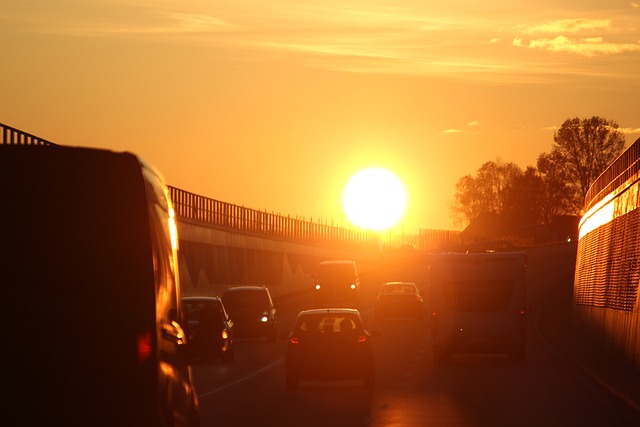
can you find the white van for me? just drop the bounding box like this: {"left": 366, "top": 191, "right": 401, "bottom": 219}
{"left": 1, "top": 145, "right": 200, "bottom": 425}
{"left": 427, "top": 252, "right": 527, "bottom": 364}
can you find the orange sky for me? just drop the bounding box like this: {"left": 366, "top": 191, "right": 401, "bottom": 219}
{"left": 2, "top": 1, "right": 639, "bottom": 233}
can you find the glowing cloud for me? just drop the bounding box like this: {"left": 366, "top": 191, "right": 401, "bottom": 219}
{"left": 520, "top": 19, "right": 611, "bottom": 34}
{"left": 525, "top": 35, "right": 640, "bottom": 57}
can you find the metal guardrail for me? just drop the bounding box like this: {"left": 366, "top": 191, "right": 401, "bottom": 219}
{"left": 0, "top": 122, "right": 377, "bottom": 248}
{"left": 1, "top": 123, "right": 56, "bottom": 146}
{"left": 584, "top": 137, "right": 640, "bottom": 212}
{"left": 170, "top": 186, "right": 377, "bottom": 247}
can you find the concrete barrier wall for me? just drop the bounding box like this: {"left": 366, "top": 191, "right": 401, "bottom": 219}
{"left": 177, "top": 220, "right": 380, "bottom": 301}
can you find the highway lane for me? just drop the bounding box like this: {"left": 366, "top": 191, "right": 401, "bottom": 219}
{"left": 193, "top": 244, "right": 640, "bottom": 426}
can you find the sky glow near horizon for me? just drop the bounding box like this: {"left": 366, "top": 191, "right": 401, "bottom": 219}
{"left": 1, "top": 1, "right": 639, "bottom": 233}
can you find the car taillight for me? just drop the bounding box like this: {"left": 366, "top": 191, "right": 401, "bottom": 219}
{"left": 357, "top": 335, "right": 367, "bottom": 343}
{"left": 137, "top": 331, "right": 152, "bottom": 364}
{"left": 289, "top": 336, "right": 300, "bottom": 345}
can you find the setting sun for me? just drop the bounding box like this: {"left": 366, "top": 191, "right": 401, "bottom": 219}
{"left": 343, "top": 168, "right": 407, "bottom": 231}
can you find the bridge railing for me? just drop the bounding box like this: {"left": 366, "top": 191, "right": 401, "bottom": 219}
{"left": 0, "top": 123, "right": 56, "bottom": 146}
{"left": 169, "top": 186, "right": 377, "bottom": 248}
{"left": 1, "top": 122, "right": 378, "bottom": 249}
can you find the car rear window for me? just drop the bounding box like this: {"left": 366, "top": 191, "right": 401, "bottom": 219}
{"left": 382, "top": 283, "right": 416, "bottom": 294}
{"left": 295, "top": 314, "right": 362, "bottom": 334}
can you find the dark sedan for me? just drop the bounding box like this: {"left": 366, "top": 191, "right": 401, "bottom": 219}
{"left": 182, "top": 296, "right": 235, "bottom": 362}
{"left": 374, "top": 281, "right": 425, "bottom": 320}
{"left": 284, "top": 308, "right": 379, "bottom": 389}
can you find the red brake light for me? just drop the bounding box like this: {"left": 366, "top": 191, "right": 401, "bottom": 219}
{"left": 357, "top": 335, "right": 367, "bottom": 343}
{"left": 137, "top": 331, "right": 152, "bottom": 363}
{"left": 289, "top": 336, "right": 300, "bottom": 345}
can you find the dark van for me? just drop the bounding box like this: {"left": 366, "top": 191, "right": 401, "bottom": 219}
{"left": 1, "top": 145, "right": 200, "bottom": 426}
{"left": 313, "top": 260, "right": 360, "bottom": 308}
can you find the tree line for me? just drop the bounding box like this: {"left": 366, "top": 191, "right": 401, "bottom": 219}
{"left": 450, "top": 116, "right": 627, "bottom": 229}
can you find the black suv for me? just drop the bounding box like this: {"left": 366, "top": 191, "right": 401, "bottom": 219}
{"left": 222, "top": 286, "right": 278, "bottom": 342}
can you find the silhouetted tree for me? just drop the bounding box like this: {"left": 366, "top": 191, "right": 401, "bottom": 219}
{"left": 451, "top": 159, "right": 523, "bottom": 227}
{"left": 537, "top": 116, "right": 625, "bottom": 214}
{"left": 502, "top": 166, "right": 549, "bottom": 225}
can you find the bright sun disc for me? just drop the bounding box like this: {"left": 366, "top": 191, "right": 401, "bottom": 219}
{"left": 343, "top": 168, "right": 407, "bottom": 231}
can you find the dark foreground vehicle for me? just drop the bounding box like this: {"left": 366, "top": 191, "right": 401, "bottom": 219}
{"left": 284, "top": 308, "right": 379, "bottom": 389}
{"left": 1, "top": 145, "right": 199, "bottom": 426}
{"left": 183, "top": 296, "right": 235, "bottom": 362}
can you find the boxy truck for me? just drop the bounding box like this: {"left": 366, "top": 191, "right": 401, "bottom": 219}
{"left": 427, "top": 251, "right": 527, "bottom": 364}
{"left": 1, "top": 145, "right": 200, "bottom": 426}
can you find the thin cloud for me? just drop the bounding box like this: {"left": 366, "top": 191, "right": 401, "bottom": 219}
{"left": 513, "top": 17, "right": 640, "bottom": 57}
{"left": 5, "top": 1, "right": 639, "bottom": 81}
{"left": 620, "top": 127, "right": 640, "bottom": 135}
{"left": 519, "top": 19, "right": 611, "bottom": 34}
{"left": 524, "top": 35, "right": 640, "bottom": 57}
{"left": 442, "top": 121, "right": 481, "bottom": 134}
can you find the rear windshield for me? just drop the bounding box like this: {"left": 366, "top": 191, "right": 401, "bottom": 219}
{"left": 295, "top": 314, "right": 363, "bottom": 334}
{"left": 381, "top": 283, "right": 417, "bottom": 294}
{"left": 441, "top": 279, "right": 514, "bottom": 312}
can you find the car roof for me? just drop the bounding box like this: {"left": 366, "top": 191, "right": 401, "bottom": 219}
{"left": 182, "top": 296, "right": 222, "bottom": 302}
{"left": 383, "top": 281, "right": 416, "bottom": 286}
{"left": 297, "top": 308, "right": 361, "bottom": 316}
{"left": 319, "top": 260, "right": 355, "bottom": 266}
{"left": 224, "top": 285, "right": 269, "bottom": 292}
